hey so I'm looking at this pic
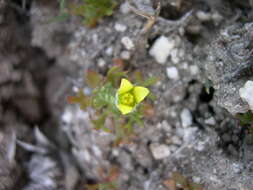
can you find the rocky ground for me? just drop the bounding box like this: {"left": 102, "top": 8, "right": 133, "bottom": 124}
{"left": 1, "top": 0, "right": 253, "bottom": 190}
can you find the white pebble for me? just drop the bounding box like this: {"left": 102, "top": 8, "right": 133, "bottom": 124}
{"left": 62, "top": 109, "right": 73, "bottom": 124}
{"left": 195, "top": 141, "right": 206, "bottom": 152}
{"left": 105, "top": 46, "right": 113, "bottom": 56}
{"left": 196, "top": 11, "right": 211, "bottom": 22}
{"left": 232, "top": 163, "right": 243, "bottom": 174}
{"left": 92, "top": 145, "right": 102, "bottom": 157}
{"left": 72, "top": 86, "right": 79, "bottom": 93}
{"left": 205, "top": 117, "right": 216, "bottom": 125}
{"left": 120, "top": 2, "right": 131, "bottom": 14}
{"left": 239, "top": 80, "right": 253, "bottom": 111}
{"left": 211, "top": 12, "right": 223, "bottom": 23}
{"left": 180, "top": 108, "right": 193, "bottom": 128}
{"left": 149, "top": 36, "right": 175, "bottom": 64}
{"left": 121, "top": 36, "right": 135, "bottom": 50}
{"left": 192, "top": 176, "right": 201, "bottom": 183}
{"left": 171, "top": 49, "right": 180, "bottom": 64}
{"left": 120, "top": 51, "right": 131, "bottom": 60}
{"left": 97, "top": 58, "right": 106, "bottom": 68}
{"left": 190, "top": 65, "right": 199, "bottom": 75}
{"left": 150, "top": 143, "right": 171, "bottom": 160}
{"left": 166, "top": 67, "right": 179, "bottom": 80}
{"left": 114, "top": 23, "right": 127, "bottom": 32}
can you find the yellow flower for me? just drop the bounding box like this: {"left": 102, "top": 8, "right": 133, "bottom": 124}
{"left": 116, "top": 78, "right": 149, "bottom": 115}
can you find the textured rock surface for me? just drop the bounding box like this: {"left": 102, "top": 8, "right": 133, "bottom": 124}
{"left": 206, "top": 22, "right": 253, "bottom": 115}
{"left": 0, "top": 127, "right": 20, "bottom": 190}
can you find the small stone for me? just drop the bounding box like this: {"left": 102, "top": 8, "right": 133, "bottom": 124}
{"left": 121, "top": 36, "right": 135, "bottom": 50}
{"left": 105, "top": 46, "right": 113, "bottom": 56}
{"left": 112, "top": 149, "right": 119, "bottom": 156}
{"left": 83, "top": 150, "right": 91, "bottom": 162}
{"left": 205, "top": 117, "right": 216, "bottom": 125}
{"left": 169, "top": 145, "right": 178, "bottom": 153}
{"left": 171, "top": 136, "right": 182, "bottom": 145}
{"left": 97, "top": 58, "right": 106, "bottom": 68}
{"left": 118, "top": 151, "right": 133, "bottom": 170}
{"left": 228, "top": 144, "right": 238, "bottom": 156}
{"left": 161, "top": 120, "right": 172, "bottom": 132}
{"left": 196, "top": 10, "right": 211, "bottom": 22}
{"left": 190, "top": 65, "right": 199, "bottom": 75}
{"left": 72, "top": 86, "right": 79, "bottom": 93}
{"left": 166, "top": 67, "right": 179, "bottom": 80}
{"left": 150, "top": 143, "right": 171, "bottom": 160}
{"left": 92, "top": 145, "right": 102, "bottom": 157}
{"left": 114, "top": 23, "right": 127, "bottom": 32}
{"left": 232, "top": 163, "right": 242, "bottom": 174}
{"left": 181, "top": 62, "right": 188, "bottom": 69}
{"left": 192, "top": 176, "right": 201, "bottom": 183}
{"left": 171, "top": 49, "right": 180, "bottom": 64}
{"left": 232, "top": 135, "right": 239, "bottom": 143}
{"left": 149, "top": 36, "right": 175, "bottom": 64}
{"left": 196, "top": 141, "right": 206, "bottom": 152}
{"left": 239, "top": 80, "right": 253, "bottom": 111}
{"left": 222, "top": 133, "right": 231, "bottom": 143}
{"left": 180, "top": 108, "right": 193, "bottom": 128}
{"left": 62, "top": 108, "right": 73, "bottom": 124}
{"left": 120, "top": 2, "right": 131, "bottom": 14}
{"left": 183, "top": 127, "right": 198, "bottom": 142}
{"left": 120, "top": 51, "right": 131, "bottom": 60}
{"left": 187, "top": 25, "right": 201, "bottom": 34}
{"left": 211, "top": 12, "right": 223, "bottom": 23}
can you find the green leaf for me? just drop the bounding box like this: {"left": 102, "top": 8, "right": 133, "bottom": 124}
{"left": 92, "top": 83, "right": 115, "bottom": 109}
{"left": 107, "top": 66, "right": 127, "bottom": 87}
{"left": 245, "top": 134, "right": 253, "bottom": 145}
{"left": 133, "top": 71, "right": 143, "bottom": 84}
{"left": 141, "top": 76, "right": 159, "bottom": 87}
{"left": 59, "top": 0, "right": 66, "bottom": 12}
{"left": 69, "top": 0, "right": 117, "bottom": 27}
{"left": 147, "top": 91, "right": 156, "bottom": 101}
{"left": 92, "top": 113, "right": 107, "bottom": 130}
{"left": 86, "top": 70, "right": 103, "bottom": 89}
{"left": 236, "top": 111, "right": 253, "bottom": 126}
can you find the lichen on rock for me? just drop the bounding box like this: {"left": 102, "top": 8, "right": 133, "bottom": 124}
{"left": 206, "top": 22, "right": 253, "bottom": 114}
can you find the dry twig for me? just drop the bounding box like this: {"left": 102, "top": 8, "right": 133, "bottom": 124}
{"left": 127, "top": 0, "right": 161, "bottom": 34}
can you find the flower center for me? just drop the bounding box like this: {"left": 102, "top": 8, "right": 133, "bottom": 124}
{"left": 119, "top": 92, "right": 135, "bottom": 106}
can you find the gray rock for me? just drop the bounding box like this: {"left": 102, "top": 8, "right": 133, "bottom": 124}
{"left": 205, "top": 22, "right": 253, "bottom": 115}
{"left": 180, "top": 108, "right": 193, "bottom": 128}
{"left": 150, "top": 143, "right": 171, "bottom": 160}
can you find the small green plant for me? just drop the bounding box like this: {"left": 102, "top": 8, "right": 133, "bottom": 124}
{"left": 67, "top": 63, "right": 157, "bottom": 145}
{"left": 55, "top": 0, "right": 117, "bottom": 27}
{"left": 236, "top": 111, "right": 253, "bottom": 144}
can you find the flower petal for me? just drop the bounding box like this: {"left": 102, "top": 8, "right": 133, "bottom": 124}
{"left": 117, "top": 104, "right": 134, "bottom": 115}
{"left": 118, "top": 78, "right": 133, "bottom": 95}
{"left": 133, "top": 86, "right": 149, "bottom": 103}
